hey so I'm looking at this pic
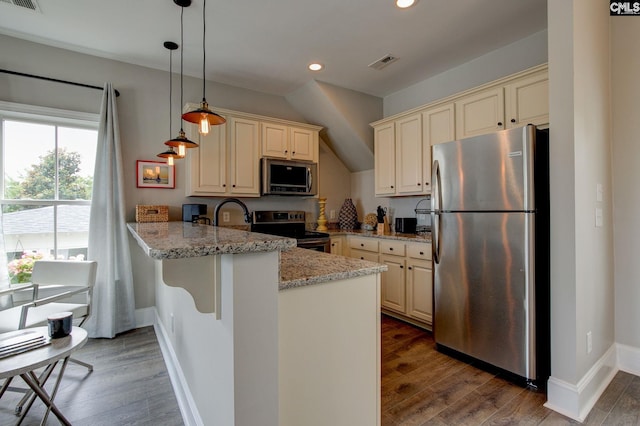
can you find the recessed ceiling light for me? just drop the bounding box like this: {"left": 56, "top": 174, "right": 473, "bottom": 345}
{"left": 396, "top": 0, "right": 416, "bottom": 8}
{"left": 308, "top": 63, "right": 324, "bottom": 71}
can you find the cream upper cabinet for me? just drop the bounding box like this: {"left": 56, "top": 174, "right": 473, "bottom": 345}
{"left": 186, "top": 123, "right": 228, "bottom": 196}
{"left": 374, "top": 122, "right": 396, "bottom": 196}
{"left": 504, "top": 70, "right": 549, "bottom": 128}
{"left": 422, "top": 103, "right": 455, "bottom": 189}
{"left": 186, "top": 106, "right": 321, "bottom": 198}
{"left": 455, "top": 86, "right": 505, "bottom": 139}
{"left": 395, "top": 113, "right": 423, "bottom": 195}
{"left": 228, "top": 117, "right": 260, "bottom": 195}
{"left": 261, "top": 123, "right": 317, "bottom": 162}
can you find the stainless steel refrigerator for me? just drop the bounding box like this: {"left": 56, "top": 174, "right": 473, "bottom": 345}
{"left": 431, "top": 124, "right": 549, "bottom": 385}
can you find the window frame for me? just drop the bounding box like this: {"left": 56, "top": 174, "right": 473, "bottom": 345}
{"left": 0, "top": 101, "right": 99, "bottom": 260}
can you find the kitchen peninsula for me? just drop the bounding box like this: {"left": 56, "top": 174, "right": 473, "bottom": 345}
{"left": 128, "top": 221, "right": 386, "bottom": 426}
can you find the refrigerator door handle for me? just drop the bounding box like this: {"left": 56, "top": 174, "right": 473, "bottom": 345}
{"left": 432, "top": 159, "right": 442, "bottom": 264}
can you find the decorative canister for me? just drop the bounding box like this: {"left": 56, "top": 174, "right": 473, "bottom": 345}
{"left": 338, "top": 198, "right": 358, "bottom": 230}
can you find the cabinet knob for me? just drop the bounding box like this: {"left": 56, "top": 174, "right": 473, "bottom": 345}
{"left": 417, "top": 183, "right": 421, "bottom": 186}
{"left": 223, "top": 184, "right": 226, "bottom": 187}
{"left": 284, "top": 150, "right": 288, "bottom": 154}
{"left": 400, "top": 265, "right": 404, "bottom": 269}
{"left": 497, "top": 122, "right": 503, "bottom": 126}
{"left": 425, "top": 182, "right": 429, "bottom": 186}
{"left": 419, "top": 251, "right": 424, "bottom": 255}
{"left": 408, "top": 266, "right": 413, "bottom": 270}
{"left": 232, "top": 184, "right": 236, "bottom": 188}
{"left": 361, "top": 243, "right": 364, "bottom": 247}
{"left": 360, "top": 257, "right": 364, "bottom": 260}
{"left": 391, "top": 185, "right": 394, "bottom": 189}
{"left": 292, "top": 151, "right": 296, "bottom": 155}
{"left": 511, "top": 118, "right": 516, "bottom": 123}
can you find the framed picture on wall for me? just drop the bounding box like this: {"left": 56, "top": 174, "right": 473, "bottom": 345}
{"left": 136, "top": 160, "right": 175, "bottom": 189}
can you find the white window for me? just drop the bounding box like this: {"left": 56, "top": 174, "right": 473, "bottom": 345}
{"left": 0, "top": 102, "right": 98, "bottom": 284}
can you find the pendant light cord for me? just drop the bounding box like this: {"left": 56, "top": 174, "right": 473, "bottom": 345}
{"left": 180, "top": 5, "right": 185, "bottom": 131}
{"left": 202, "top": 0, "right": 206, "bottom": 100}
{"left": 169, "top": 48, "right": 173, "bottom": 137}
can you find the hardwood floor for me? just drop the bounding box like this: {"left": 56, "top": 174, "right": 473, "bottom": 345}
{"left": 0, "top": 326, "right": 183, "bottom": 426}
{"left": 1, "top": 319, "right": 638, "bottom": 425}
{"left": 381, "top": 315, "right": 640, "bottom": 425}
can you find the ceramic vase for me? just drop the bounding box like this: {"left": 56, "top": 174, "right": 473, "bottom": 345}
{"left": 338, "top": 198, "right": 357, "bottom": 230}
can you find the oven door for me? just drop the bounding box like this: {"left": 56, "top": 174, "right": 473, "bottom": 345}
{"left": 296, "top": 238, "right": 331, "bottom": 252}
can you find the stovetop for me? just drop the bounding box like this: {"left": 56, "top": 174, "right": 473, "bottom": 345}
{"left": 251, "top": 210, "right": 329, "bottom": 241}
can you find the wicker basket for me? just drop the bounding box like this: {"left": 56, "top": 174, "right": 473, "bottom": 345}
{"left": 136, "top": 205, "right": 169, "bottom": 223}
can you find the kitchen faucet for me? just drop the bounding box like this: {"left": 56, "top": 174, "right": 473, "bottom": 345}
{"left": 213, "top": 198, "right": 252, "bottom": 226}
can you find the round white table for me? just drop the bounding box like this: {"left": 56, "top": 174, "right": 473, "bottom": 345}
{"left": 0, "top": 326, "right": 88, "bottom": 425}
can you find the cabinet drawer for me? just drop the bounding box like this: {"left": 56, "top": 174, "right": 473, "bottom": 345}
{"left": 349, "top": 237, "right": 379, "bottom": 252}
{"left": 407, "top": 243, "right": 432, "bottom": 261}
{"left": 350, "top": 249, "right": 379, "bottom": 263}
{"left": 379, "top": 240, "right": 406, "bottom": 256}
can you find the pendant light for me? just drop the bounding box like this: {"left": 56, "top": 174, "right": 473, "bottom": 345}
{"left": 181, "top": 0, "right": 226, "bottom": 135}
{"left": 157, "top": 41, "right": 181, "bottom": 166}
{"left": 165, "top": 0, "right": 199, "bottom": 153}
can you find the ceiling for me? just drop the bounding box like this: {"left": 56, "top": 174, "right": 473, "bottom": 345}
{"left": 0, "top": 0, "right": 547, "bottom": 98}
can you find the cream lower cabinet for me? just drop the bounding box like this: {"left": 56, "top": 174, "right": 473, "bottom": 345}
{"left": 329, "top": 236, "right": 344, "bottom": 256}
{"left": 347, "top": 235, "right": 432, "bottom": 329}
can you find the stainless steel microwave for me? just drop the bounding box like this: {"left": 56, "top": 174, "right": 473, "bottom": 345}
{"left": 261, "top": 158, "right": 317, "bottom": 196}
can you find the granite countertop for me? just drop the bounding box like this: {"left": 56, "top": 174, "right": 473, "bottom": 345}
{"left": 128, "top": 222, "right": 296, "bottom": 259}
{"left": 327, "top": 229, "right": 432, "bottom": 243}
{"left": 279, "top": 248, "right": 387, "bottom": 291}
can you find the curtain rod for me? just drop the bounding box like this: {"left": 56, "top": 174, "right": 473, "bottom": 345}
{"left": 0, "top": 69, "right": 120, "bottom": 97}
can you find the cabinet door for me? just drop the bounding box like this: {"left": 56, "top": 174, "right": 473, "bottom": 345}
{"left": 228, "top": 117, "right": 260, "bottom": 196}
{"left": 289, "top": 127, "right": 315, "bottom": 161}
{"left": 186, "top": 124, "right": 227, "bottom": 196}
{"left": 261, "top": 122, "right": 288, "bottom": 159}
{"left": 380, "top": 254, "right": 406, "bottom": 314}
{"left": 455, "top": 87, "right": 505, "bottom": 138}
{"left": 504, "top": 72, "right": 549, "bottom": 128}
{"left": 422, "top": 103, "right": 455, "bottom": 190}
{"left": 330, "top": 237, "right": 343, "bottom": 256}
{"left": 374, "top": 122, "right": 396, "bottom": 196}
{"left": 395, "top": 113, "right": 424, "bottom": 195}
{"left": 406, "top": 258, "right": 432, "bottom": 325}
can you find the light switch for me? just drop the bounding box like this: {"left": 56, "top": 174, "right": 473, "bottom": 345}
{"left": 596, "top": 184, "right": 603, "bottom": 202}
{"left": 595, "top": 208, "right": 603, "bottom": 228}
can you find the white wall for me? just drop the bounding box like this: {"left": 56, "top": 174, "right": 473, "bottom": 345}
{"left": 612, "top": 19, "right": 640, "bottom": 349}
{"left": 383, "top": 30, "right": 548, "bottom": 117}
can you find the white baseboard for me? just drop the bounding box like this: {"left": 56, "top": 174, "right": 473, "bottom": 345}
{"left": 617, "top": 343, "right": 640, "bottom": 377}
{"left": 545, "top": 344, "right": 618, "bottom": 422}
{"left": 149, "top": 309, "right": 204, "bottom": 426}
{"left": 135, "top": 307, "right": 156, "bottom": 328}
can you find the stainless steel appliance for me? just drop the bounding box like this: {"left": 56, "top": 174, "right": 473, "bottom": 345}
{"left": 431, "top": 124, "right": 549, "bottom": 386}
{"left": 261, "top": 158, "right": 317, "bottom": 196}
{"left": 182, "top": 204, "right": 210, "bottom": 224}
{"left": 251, "top": 210, "right": 330, "bottom": 252}
{"left": 395, "top": 217, "right": 417, "bottom": 234}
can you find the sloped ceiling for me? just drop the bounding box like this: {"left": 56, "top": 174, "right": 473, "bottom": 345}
{"left": 286, "top": 81, "right": 382, "bottom": 172}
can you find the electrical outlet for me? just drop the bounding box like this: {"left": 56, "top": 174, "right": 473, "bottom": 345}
{"left": 223, "top": 212, "right": 230, "bottom": 222}
{"left": 595, "top": 208, "right": 603, "bottom": 228}
{"left": 330, "top": 210, "right": 336, "bottom": 219}
{"left": 170, "top": 313, "right": 175, "bottom": 333}
{"left": 587, "top": 331, "right": 592, "bottom": 354}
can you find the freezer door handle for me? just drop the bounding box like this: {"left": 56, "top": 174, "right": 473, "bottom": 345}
{"left": 432, "top": 159, "right": 442, "bottom": 264}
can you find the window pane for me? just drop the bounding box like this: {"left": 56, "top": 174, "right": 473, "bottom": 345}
{"left": 2, "top": 204, "right": 55, "bottom": 283}
{"left": 58, "top": 126, "right": 97, "bottom": 200}
{"left": 3, "top": 121, "right": 55, "bottom": 200}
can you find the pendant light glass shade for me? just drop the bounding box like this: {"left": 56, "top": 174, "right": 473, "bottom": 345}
{"left": 181, "top": 0, "right": 226, "bottom": 135}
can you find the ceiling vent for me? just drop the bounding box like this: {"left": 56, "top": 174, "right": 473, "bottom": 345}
{"left": 368, "top": 54, "right": 398, "bottom": 71}
{"left": 0, "top": 0, "right": 41, "bottom": 12}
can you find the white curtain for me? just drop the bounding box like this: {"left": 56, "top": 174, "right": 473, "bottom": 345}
{"left": 85, "top": 83, "right": 136, "bottom": 338}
